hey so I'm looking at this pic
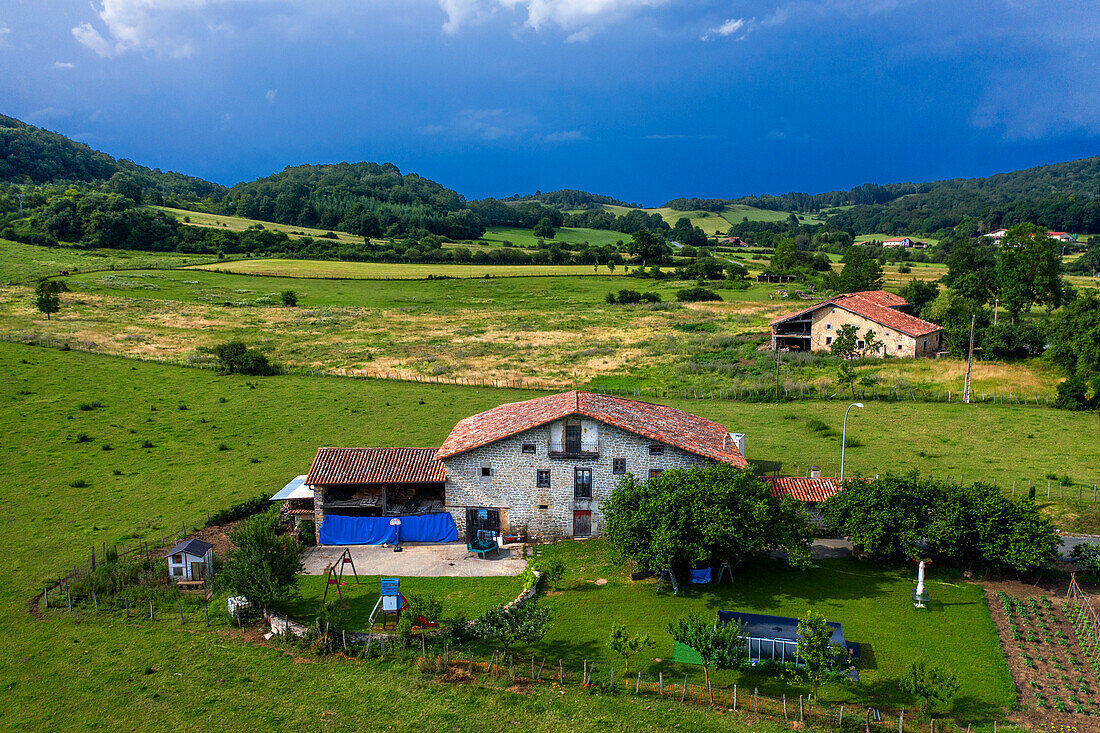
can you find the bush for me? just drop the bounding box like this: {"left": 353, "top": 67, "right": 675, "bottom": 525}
{"left": 221, "top": 509, "right": 304, "bottom": 609}
{"left": 207, "top": 493, "right": 271, "bottom": 527}
{"left": 203, "top": 340, "right": 277, "bottom": 376}
{"left": 280, "top": 290, "right": 299, "bottom": 307}
{"left": 531, "top": 557, "right": 566, "bottom": 590}
{"left": 676, "top": 287, "right": 722, "bottom": 302}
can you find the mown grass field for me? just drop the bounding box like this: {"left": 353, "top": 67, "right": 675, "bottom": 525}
{"left": 599, "top": 204, "right": 826, "bottom": 232}
{"left": 153, "top": 205, "right": 369, "bottom": 245}
{"left": 190, "top": 259, "right": 625, "bottom": 279}
{"left": 2, "top": 343, "right": 1076, "bottom": 728}
{"left": 478, "top": 226, "right": 628, "bottom": 249}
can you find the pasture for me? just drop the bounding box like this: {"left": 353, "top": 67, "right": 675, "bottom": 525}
{"left": 477, "top": 225, "right": 627, "bottom": 250}
{"left": 0, "top": 260, "right": 1066, "bottom": 396}
{"left": 0, "top": 343, "right": 1093, "bottom": 728}
{"left": 0, "top": 237, "right": 218, "bottom": 283}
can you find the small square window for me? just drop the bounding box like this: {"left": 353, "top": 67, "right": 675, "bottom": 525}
{"left": 481, "top": 466, "right": 492, "bottom": 477}
{"left": 857, "top": 340, "right": 865, "bottom": 349}
{"left": 172, "top": 566, "right": 183, "bottom": 576}
{"left": 826, "top": 323, "right": 832, "bottom": 330}
{"left": 613, "top": 458, "right": 626, "bottom": 474}
{"left": 171, "top": 554, "right": 182, "bottom": 563}
{"left": 648, "top": 469, "right": 664, "bottom": 478}
{"left": 538, "top": 504, "right": 549, "bottom": 510}
{"left": 825, "top": 336, "right": 832, "bottom": 345}
{"left": 897, "top": 344, "right": 903, "bottom": 351}
{"left": 521, "top": 444, "right": 535, "bottom": 454}
{"left": 648, "top": 444, "right": 664, "bottom": 455}
{"left": 536, "top": 469, "right": 550, "bottom": 488}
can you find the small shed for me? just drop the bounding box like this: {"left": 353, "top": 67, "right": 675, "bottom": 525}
{"left": 165, "top": 538, "right": 214, "bottom": 583}
{"left": 270, "top": 474, "right": 315, "bottom": 526}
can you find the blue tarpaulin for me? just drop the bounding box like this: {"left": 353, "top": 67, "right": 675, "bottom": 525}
{"left": 690, "top": 568, "right": 711, "bottom": 584}
{"left": 318, "top": 513, "right": 459, "bottom": 545}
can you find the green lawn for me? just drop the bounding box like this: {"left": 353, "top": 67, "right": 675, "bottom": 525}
{"left": 279, "top": 574, "right": 525, "bottom": 630}
{"left": 517, "top": 541, "right": 1012, "bottom": 718}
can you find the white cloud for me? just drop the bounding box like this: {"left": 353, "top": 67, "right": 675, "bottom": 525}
{"left": 700, "top": 17, "right": 747, "bottom": 41}
{"left": 438, "top": 0, "right": 669, "bottom": 39}
{"left": 54, "top": 61, "right": 76, "bottom": 69}
{"left": 265, "top": 89, "right": 277, "bottom": 104}
{"left": 71, "top": 0, "right": 279, "bottom": 58}
{"left": 544, "top": 129, "right": 587, "bottom": 142}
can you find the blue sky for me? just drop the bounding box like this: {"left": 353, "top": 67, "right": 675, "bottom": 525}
{"left": 1, "top": 0, "right": 1097, "bottom": 204}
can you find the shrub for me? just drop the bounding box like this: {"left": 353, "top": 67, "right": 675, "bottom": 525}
{"left": 221, "top": 509, "right": 304, "bottom": 609}
{"left": 531, "top": 557, "right": 566, "bottom": 590}
{"left": 75, "top": 432, "right": 91, "bottom": 443}
{"left": 676, "top": 286, "right": 722, "bottom": 302}
{"left": 202, "top": 340, "right": 277, "bottom": 376}
{"left": 206, "top": 493, "right": 271, "bottom": 527}
{"left": 280, "top": 290, "right": 299, "bottom": 307}
{"left": 901, "top": 660, "right": 959, "bottom": 716}
{"left": 69, "top": 479, "right": 88, "bottom": 488}
{"left": 141, "top": 439, "right": 154, "bottom": 448}
{"left": 470, "top": 602, "right": 551, "bottom": 654}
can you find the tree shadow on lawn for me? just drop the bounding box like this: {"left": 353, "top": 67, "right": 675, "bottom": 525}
{"left": 654, "top": 558, "right": 904, "bottom": 607}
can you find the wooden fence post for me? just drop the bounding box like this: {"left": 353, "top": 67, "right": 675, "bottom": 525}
{"left": 659, "top": 671, "right": 663, "bottom": 695}
{"left": 800, "top": 695, "right": 803, "bottom": 722}
{"left": 899, "top": 709, "right": 904, "bottom": 732}
{"left": 783, "top": 694, "right": 787, "bottom": 720}
{"left": 635, "top": 672, "right": 641, "bottom": 694}
{"left": 754, "top": 687, "right": 758, "bottom": 712}
{"left": 681, "top": 675, "right": 687, "bottom": 703}
{"left": 733, "top": 684, "right": 737, "bottom": 710}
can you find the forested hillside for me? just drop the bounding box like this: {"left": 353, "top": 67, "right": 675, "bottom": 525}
{"left": 0, "top": 115, "right": 226, "bottom": 203}
{"left": 664, "top": 158, "right": 1100, "bottom": 235}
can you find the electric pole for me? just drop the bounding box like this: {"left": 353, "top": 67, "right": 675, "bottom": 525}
{"left": 963, "top": 314, "right": 976, "bottom": 404}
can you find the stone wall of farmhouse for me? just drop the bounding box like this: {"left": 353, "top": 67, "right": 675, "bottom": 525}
{"left": 809, "top": 305, "right": 941, "bottom": 358}
{"left": 442, "top": 421, "right": 714, "bottom": 540}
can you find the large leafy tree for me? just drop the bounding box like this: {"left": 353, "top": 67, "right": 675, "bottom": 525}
{"left": 34, "top": 279, "right": 65, "bottom": 319}
{"left": 942, "top": 237, "right": 997, "bottom": 305}
{"left": 837, "top": 246, "right": 884, "bottom": 292}
{"left": 821, "top": 473, "right": 1058, "bottom": 571}
{"left": 628, "top": 229, "right": 671, "bottom": 266}
{"left": 995, "top": 223, "right": 1065, "bottom": 322}
{"left": 1046, "top": 289, "right": 1100, "bottom": 404}
{"left": 603, "top": 463, "right": 811, "bottom": 574}
{"left": 221, "top": 509, "right": 304, "bottom": 609}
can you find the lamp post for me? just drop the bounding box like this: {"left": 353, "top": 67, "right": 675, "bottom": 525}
{"left": 839, "top": 402, "right": 864, "bottom": 482}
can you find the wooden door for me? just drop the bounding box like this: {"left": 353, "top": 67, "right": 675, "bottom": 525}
{"left": 573, "top": 510, "right": 591, "bottom": 538}
{"left": 189, "top": 561, "right": 205, "bottom": 581}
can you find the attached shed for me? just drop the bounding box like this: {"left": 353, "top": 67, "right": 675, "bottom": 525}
{"left": 165, "top": 538, "right": 214, "bottom": 583}
{"left": 270, "top": 474, "right": 315, "bottom": 526}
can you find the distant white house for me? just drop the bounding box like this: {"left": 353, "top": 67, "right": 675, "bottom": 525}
{"left": 165, "top": 538, "right": 213, "bottom": 583}
{"left": 882, "top": 237, "right": 913, "bottom": 248}
{"left": 1048, "top": 231, "right": 1074, "bottom": 243}
{"left": 987, "top": 228, "right": 1008, "bottom": 241}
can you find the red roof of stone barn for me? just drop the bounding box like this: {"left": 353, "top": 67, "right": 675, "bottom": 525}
{"left": 307, "top": 447, "right": 445, "bottom": 485}
{"left": 763, "top": 476, "right": 845, "bottom": 503}
{"left": 436, "top": 391, "right": 748, "bottom": 467}
{"left": 770, "top": 290, "right": 940, "bottom": 339}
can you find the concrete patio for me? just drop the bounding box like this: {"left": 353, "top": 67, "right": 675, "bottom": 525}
{"left": 301, "top": 542, "right": 527, "bottom": 577}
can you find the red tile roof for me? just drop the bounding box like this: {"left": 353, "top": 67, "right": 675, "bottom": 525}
{"left": 436, "top": 391, "right": 748, "bottom": 467}
{"left": 763, "top": 476, "right": 846, "bottom": 503}
{"left": 307, "top": 447, "right": 445, "bottom": 485}
{"left": 770, "top": 290, "right": 941, "bottom": 338}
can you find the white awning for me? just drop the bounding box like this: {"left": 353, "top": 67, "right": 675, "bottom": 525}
{"left": 270, "top": 475, "right": 313, "bottom": 501}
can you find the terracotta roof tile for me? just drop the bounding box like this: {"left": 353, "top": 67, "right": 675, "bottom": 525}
{"left": 770, "top": 290, "right": 941, "bottom": 339}
{"left": 436, "top": 391, "right": 747, "bottom": 467}
{"left": 763, "top": 476, "right": 845, "bottom": 503}
{"left": 307, "top": 447, "right": 445, "bottom": 485}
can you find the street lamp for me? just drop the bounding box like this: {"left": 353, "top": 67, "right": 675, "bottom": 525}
{"left": 839, "top": 402, "right": 864, "bottom": 482}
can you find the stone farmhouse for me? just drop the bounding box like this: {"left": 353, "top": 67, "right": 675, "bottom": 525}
{"left": 770, "top": 289, "right": 943, "bottom": 357}
{"left": 304, "top": 391, "right": 748, "bottom": 544}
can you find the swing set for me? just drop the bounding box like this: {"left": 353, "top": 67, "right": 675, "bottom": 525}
{"left": 321, "top": 548, "right": 361, "bottom": 607}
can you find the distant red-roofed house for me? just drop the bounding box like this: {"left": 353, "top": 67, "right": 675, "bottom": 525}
{"left": 987, "top": 228, "right": 1009, "bottom": 241}
{"left": 770, "top": 290, "right": 943, "bottom": 357}
{"left": 1048, "top": 231, "right": 1074, "bottom": 242}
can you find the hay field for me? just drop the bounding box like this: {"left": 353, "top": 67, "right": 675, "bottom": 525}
{"left": 152, "top": 205, "right": 369, "bottom": 244}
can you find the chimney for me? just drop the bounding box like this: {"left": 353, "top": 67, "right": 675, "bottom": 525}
{"left": 810, "top": 466, "right": 821, "bottom": 479}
